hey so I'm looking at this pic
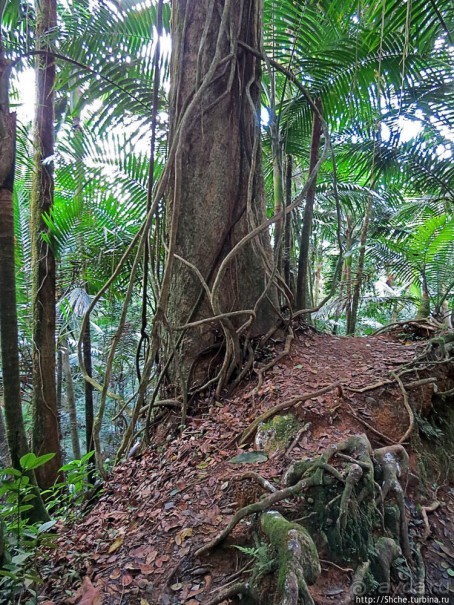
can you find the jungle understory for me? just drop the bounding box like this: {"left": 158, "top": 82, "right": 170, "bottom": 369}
{"left": 42, "top": 321, "right": 454, "bottom": 605}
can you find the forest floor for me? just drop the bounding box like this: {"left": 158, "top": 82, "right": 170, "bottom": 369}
{"left": 41, "top": 324, "right": 454, "bottom": 605}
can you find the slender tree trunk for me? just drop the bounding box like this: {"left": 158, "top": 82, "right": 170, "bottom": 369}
{"left": 296, "top": 99, "right": 322, "bottom": 311}
{"left": 83, "top": 318, "right": 94, "bottom": 455}
{"left": 163, "top": 0, "right": 277, "bottom": 387}
{"left": 283, "top": 155, "right": 293, "bottom": 292}
{"left": 0, "top": 49, "right": 48, "bottom": 522}
{"left": 0, "top": 405, "right": 10, "bottom": 468}
{"left": 31, "top": 0, "right": 62, "bottom": 489}
{"left": 344, "top": 218, "right": 353, "bottom": 333}
{"left": 416, "top": 272, "right": 430, "bottom": 319}
{"left": 270, "top": 116, "right": 284, "bottom": 271}
{"left": 62, "top": 342, "right": 81, "bottom": 460}
{"left": 346, "top": 195, "right": 372, "bottom": 335}
{"left": 56, "top": 348, "right": 63, "bottom": 412}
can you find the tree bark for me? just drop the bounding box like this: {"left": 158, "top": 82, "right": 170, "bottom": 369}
{"left": 163, "top": 0, "right": 277, "bottom": 389}
{"left": 31, "top": 0, "right": 62, "bottom": 489}
{"left": 0, "top": 48, "right": 49, "bottom": 522}
{"left": 296, "top": 99, "right": 322, "bottom": 311}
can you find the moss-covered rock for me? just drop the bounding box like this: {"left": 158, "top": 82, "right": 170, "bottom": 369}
{"left": 255, "top": 414, "right": 300, "bottom": 454}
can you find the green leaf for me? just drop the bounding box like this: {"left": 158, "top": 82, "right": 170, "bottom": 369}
{"left": 0, "top": 570, "right": 18, "bottom": 579}
{"left": 0, "top": 467, "right": 22, "bottom": 477}
{"left": 12, "top": 553, "right": 31, "bottom": 565}
{"left": 20, "top": 452, "right": 56, "bottom": 471}
{"left": 38, "top": 520, "right": 57, "bottom": 534}
{"left": 18, "top": 505, "right": 34, "bottom": 513}
{"left": 81, "top": 450, "right": 95, "bottom": 463}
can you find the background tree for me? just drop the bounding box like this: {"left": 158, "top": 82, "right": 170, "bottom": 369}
{"left": 0, "top": 6, "right": 49, "bottom": 522}
{"left": 30, "top": 0, "right": 62, "bottom": 489}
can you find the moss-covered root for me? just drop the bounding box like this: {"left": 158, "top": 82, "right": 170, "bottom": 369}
{"left": 261, "top": 511, "right": 321, "bottom": 605}
{"left": 372, "top": 537, "right": 401, "bottom": 592}
{"left": 373, "top": 445, "right": 411, "bottom": 561}
{"left": 284, "top": 433, "right": 373, "bottom": 487}
{"left": 337, "top": 463, "right": 363, "bottom": 530}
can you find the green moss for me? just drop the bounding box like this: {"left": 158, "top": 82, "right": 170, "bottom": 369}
{"left": 256, "top": 414, "right": 300, "bottom": 453}
{"left": 261, "top": 511, "right": 320, "bottom": 588}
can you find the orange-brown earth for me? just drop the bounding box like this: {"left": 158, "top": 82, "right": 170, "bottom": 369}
{"left": 41, "top": 327, "right": 454, "bottom": 605}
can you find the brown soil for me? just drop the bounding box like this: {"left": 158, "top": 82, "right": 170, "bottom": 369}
{"left": 41, "top": 328, "right": 454, "bottom": 605}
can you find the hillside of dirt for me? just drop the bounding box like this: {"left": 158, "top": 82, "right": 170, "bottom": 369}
{"left": 41, "top": 324, "right": 454, "bottom": 605}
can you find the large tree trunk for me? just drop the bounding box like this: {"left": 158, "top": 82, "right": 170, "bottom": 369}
{"left": 0, "top": 50, "right": 49, "bottom": 522}
{"left": 0, "top": 109, "right": 28, "bottom": 472}
{"left": 31, "top": 0, "right": 62, "bottom": 489}
{"left": 162, "top": 0, "right": 277, "bottom": 390}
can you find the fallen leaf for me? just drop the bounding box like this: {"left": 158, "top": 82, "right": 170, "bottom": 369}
{"left": 107, "top": 537, "right": 123, "bottom": 554}
{"left": 175, "top": 527, "right": 193, "bottom": 545}
{"left": 121, "top": 574, "right": 133, "bottom": 587}
{"left": 74, "top": 577, "right": 103, "bottom": 605}
{"left": 109, "top": 569, "right": 122, "bottom": 580}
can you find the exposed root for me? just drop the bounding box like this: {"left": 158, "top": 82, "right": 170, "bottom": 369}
{"left": 261, "top": 511, "right": 320, "bottom": 605}
{"left": 254, "top": 325, "right": 294, "bottom": 392}
{"left": 372, "top": 536, "right": 401, "bottom": 592}
{"left": 234, "top": 471, "right": 278, "bottom": 493}
{"left": 198, "top": 434, "right": 417, "bottom": 602}
{"left": 238, "top": 382, "right": 341, "bottom": 446}
{"left": 373, "top": 444, "right": 411, "bottom": 560}
{"left": 371, "top": 319, "right": 437, "bottom": 337}
{"left": 390, "top": 371, "right": 415, "bottom": 444}
{"left": 205, "top": 581, "right": 252, "bottom": 605}
{"left": 337, "top": 463, "right": 363, "bottom": 530}
{"left": 320, "top": 559, "right": 354, "bottom": 573}
{"left": 421, "top": 501, "right": 440, "bottom": 540}
{"left": 195, "top": 474, "right": 319, "bottom": 557}
{"left": 344, "top": 402, "right": 395, "bottom": 444}
{"left": 415, "top": 544, "right": 426, "bottom": 596}
{"left": 348, "top": 561, "right": 370, "bottom": 604}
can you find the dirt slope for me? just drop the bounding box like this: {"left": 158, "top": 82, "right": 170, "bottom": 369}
{"left": 42, "top": 328, "right": 454, "bottom": 605}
